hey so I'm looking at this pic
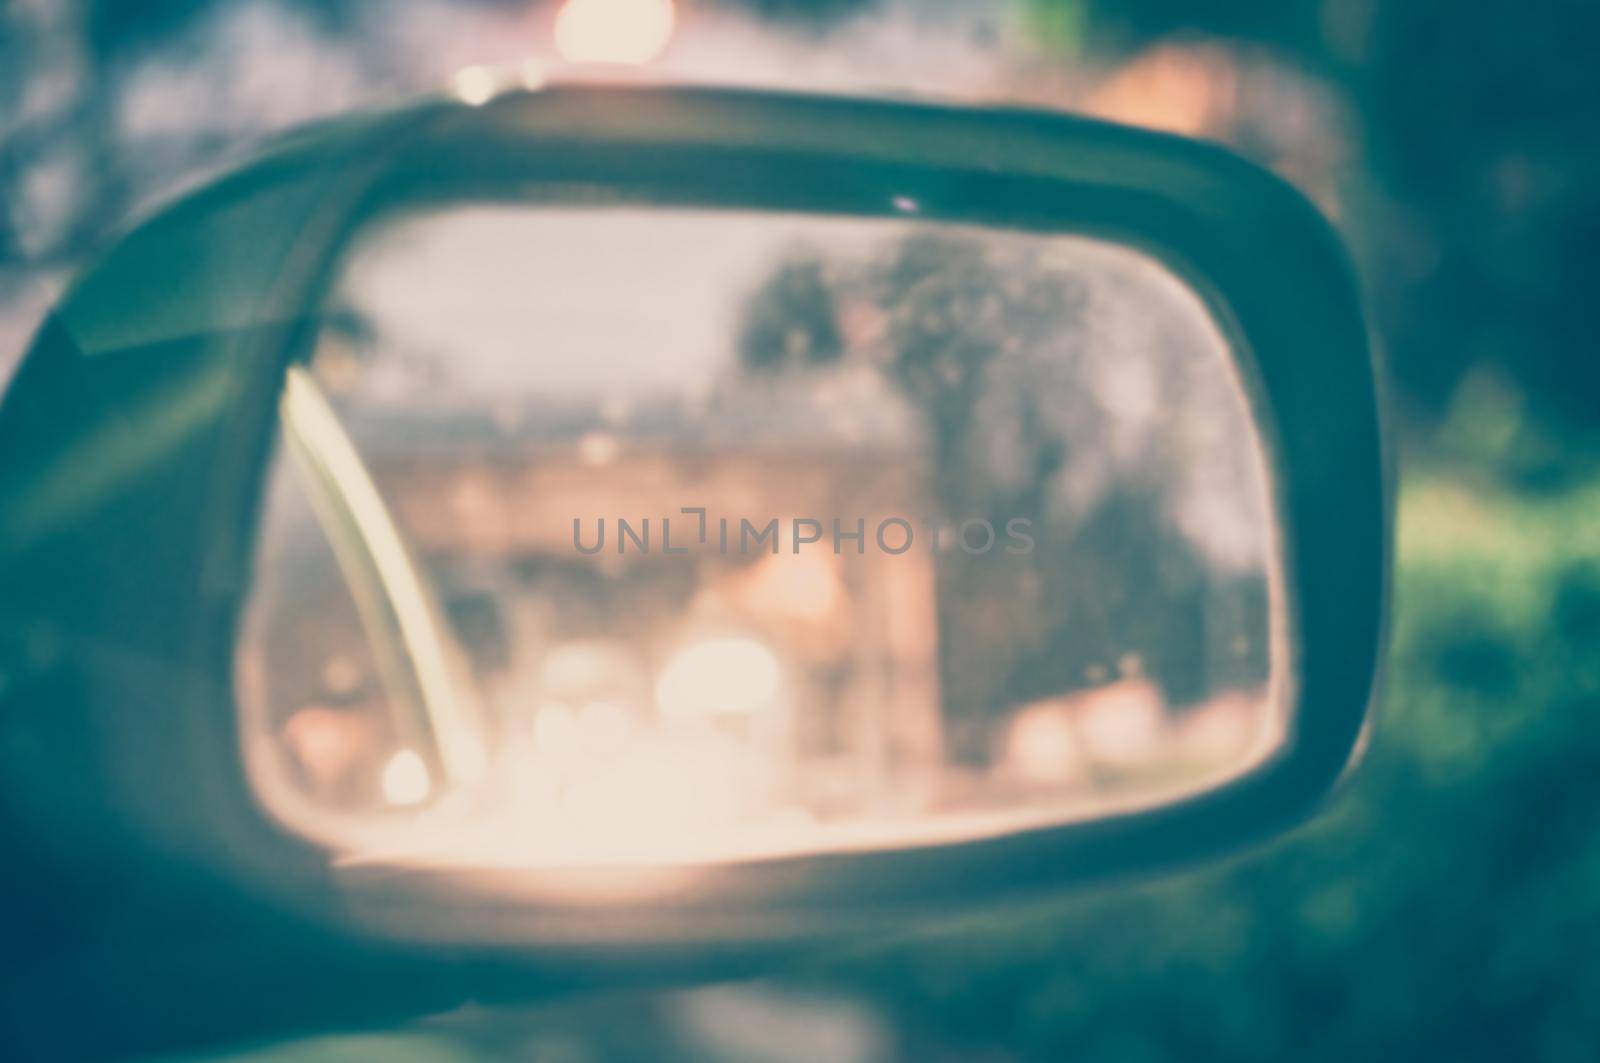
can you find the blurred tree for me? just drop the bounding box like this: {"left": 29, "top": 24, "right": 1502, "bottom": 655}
{"left": 9, "top": 0, "right": 1597, "bottom": 440}
{"left": 799, "top": 477, "right": 1600, "bottom": 1061}
{"left": 736, "top": 250, "right": 844, "bottom": 371}
{"left": 1365, "top": 0, "right": 1600, "bottom": 445}
{"left": 738, "top": 231, "right": 1268, "bottom": 758}
{"left": 1028, "top": 0, "right": 1600, "bottom": 449}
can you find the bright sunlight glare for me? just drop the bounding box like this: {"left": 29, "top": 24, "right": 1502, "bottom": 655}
{"left": 554, "top": 0, "right": 675, "bottom": 66}
{"left": 656, "top": 636, "right": 783, "bottom": 718}
{"left": 381, "top": 748, "right": 432, "bottom": 806}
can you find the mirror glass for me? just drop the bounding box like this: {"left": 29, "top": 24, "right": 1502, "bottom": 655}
{"left": 237, "top": 206, "right": 1285, "bottom": 869}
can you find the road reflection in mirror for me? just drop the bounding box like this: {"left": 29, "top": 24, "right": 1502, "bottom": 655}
{"left": 236, "top": 207, "right": 1286, "bottom": 870}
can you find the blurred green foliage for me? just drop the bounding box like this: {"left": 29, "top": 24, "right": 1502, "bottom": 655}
{"left": 1028, "top": 0, "right": 1600, "bottom": 443}
{"left": 803, "top": 468, "right": 1600, "bottom": 1059}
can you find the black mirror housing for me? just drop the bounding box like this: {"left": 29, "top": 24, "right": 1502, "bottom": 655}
{"left": 0, "top": 84, "right": 1386, "bottom": 1060}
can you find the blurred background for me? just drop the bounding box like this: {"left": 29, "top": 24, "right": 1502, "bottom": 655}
{"left": 3, "top": 0, "right": 1598, "bottom": 1059}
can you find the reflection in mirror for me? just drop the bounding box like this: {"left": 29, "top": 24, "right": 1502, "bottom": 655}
{"left": 237, "top": 206, "right": 1284, "bottom": 869}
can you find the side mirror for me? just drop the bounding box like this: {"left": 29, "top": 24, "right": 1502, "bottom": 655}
{"left": 0, "top": 84, "right": 1385, "bottom": 1056}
